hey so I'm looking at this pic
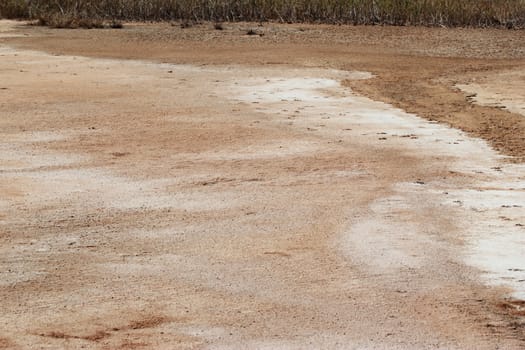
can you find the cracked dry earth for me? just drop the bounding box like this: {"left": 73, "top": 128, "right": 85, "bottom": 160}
{"left": 1, "top": 21, "right": 525, "bottom": 349}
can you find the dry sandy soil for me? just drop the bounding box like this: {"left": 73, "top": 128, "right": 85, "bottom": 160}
{"left": 1, "top": 20, "right": 525, "bottom": 349}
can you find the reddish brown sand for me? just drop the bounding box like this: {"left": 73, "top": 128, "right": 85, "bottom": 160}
{"left": 1, "top": 20, "right": 525, "bottom": 349}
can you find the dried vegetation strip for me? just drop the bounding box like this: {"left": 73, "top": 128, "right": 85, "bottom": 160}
{"left": 1, "top": 0, "right": 525, "bottom": 28}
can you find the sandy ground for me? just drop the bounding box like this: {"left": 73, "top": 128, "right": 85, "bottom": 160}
{"left": 1, "top": 20, "right": 525, "bottom": 349}
{"left": 456, "top": 69, "right": 525, "bottom": 117}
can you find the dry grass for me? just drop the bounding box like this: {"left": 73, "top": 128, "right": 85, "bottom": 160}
{"left": 0, "top": 0, "right": 27, "bottom": 18}
{"left": 36, "top": 14, "right": 106, "bottom": 29}
{"left": 1, "top": 0, "right": 525, "bottom": 28}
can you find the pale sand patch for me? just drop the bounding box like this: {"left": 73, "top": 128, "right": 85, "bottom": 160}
{"left": 456, "top": 69, "right": 525, "bottom": 117}
{"left": 0, "top": 20, "right": 24, "bottom": 38}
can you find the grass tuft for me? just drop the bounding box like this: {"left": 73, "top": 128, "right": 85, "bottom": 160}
{"left": 36, "top": 14, "right": 117, "bottom": 29}
{"left": 180, "top": 20, "right": 193, "bottom": 29}
{"left": 109, "top": 20, "right": 123, "bottom": 29}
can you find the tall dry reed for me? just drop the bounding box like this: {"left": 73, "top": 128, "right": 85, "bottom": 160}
{"left": 1, "top": 0, "right": 524, "bottom": 28}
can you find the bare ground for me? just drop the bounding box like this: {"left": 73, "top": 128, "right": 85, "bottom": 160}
{"left": 1, "top": 20, "right": 525, "bottom": 349}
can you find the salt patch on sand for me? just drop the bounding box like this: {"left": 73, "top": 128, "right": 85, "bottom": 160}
{"left": 445, "top": 175, "right": 525, "bottom": 298}
{"left": 468, "top": 227, "right": 525, "bottom": 299}
{"left": 1, "top": 167, "right": 247, "bottom": 211}
{"left": 232, "top": 72, "right": 525, "bottom": 298}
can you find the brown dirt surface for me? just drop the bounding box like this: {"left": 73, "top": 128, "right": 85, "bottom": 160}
{"left": 3, "top": 21, "right": 525, "bottom": 161}
{"left": 1, "top": 20, "right": 525, "bottom": 349}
